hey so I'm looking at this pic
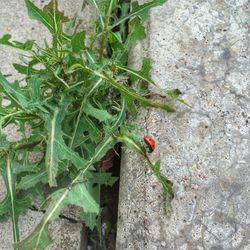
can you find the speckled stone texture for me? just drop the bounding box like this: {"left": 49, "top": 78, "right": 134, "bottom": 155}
{"left": 0, "top": 0, "right": 94, "bottom": 249}
{"left": 116, "top": 0, "right": 250, "bottom": 249}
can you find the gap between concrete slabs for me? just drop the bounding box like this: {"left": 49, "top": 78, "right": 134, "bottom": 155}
{"left": 116, "top": 0, "right": 250, "bottom": 249}
{"left": 0, "top": 1, "right": 94, "bottom": 249}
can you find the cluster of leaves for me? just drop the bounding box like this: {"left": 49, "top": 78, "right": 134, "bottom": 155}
{"left": 0, "top": 0, "right": 182, "bottom": 249}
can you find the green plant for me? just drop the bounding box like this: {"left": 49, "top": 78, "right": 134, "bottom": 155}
{"left": 0, "top": 0, "right": 183, "bottom": 249}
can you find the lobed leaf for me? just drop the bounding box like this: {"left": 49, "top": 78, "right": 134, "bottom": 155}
{"left": 0, "top": 157, "right": 32, "bottom": 243}
{"left": 83, "top": 101, "right": 112, "bottom": 122}
{"left": 25, "top": 0, "right": 54, "bottom": 32}
{"left": 44, "top": 101, "right": 87, "bottom": 187}
{"left": 0, "top": 73, "right": 29, "bottom": 109}
{"left": 0, "top": 34, "right": 34, "bottom": 50}
{"left": 17, "top": 170, "right": 47, "bottom": 190}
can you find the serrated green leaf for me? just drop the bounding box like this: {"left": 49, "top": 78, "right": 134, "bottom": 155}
{"left": 70, "top": 115, "right": 101, "bottom": 149}
{"left": 25, "top": 0, "right": 69, "bottom": 47}
{"left": 44, "top": 100, "right": 87, "bottom": 187}
{"left": 14, "top": 162, "right": 40, "bottom": 174}
{"left": 0, "top": 73, "right": 47, "bottom": 114}
{"left": 0, "top": 134, "right": 10, "bottom": 153}
{"left": 15, "top": 220, "right": 53, "bottom": 250}
{"left": 83, "top": 102, "right": 112, "bottom": 122}
{"left": 92, "top": 135, "right": 116, "bottom": 163}
{"left": 27, "top": 76, "right": 42, "bottom": 103}
{"left": 17, "top": 171, "right": 47, "bottom": 190}
{"left": 43, "top": 0, "right": 69, "bottom": 23}
{"left": 0, "top": 34, "right": 34, "bottom": 50}
{"left": 80, "top": 171, "right": 118, "bottom": 231}
{"left": 25, "top": 0, "right": 54, "bottom": 32}
{"left": 0, "top": 73, "right": 29, "bottom": 109}
{"left": 80, "top": 175, "right": 100, "bottom": 231}
{"left": 81, "top": 211, "right": 98, "bottom": 231}
{"left": 83, "top": 116, "right": 102, "bottom": 143}
{"left": 0, "top": 157, "right": 32, "bottom": 243}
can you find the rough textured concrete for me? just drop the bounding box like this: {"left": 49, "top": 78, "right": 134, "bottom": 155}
{"left": 0, "top": 0, "right": 94, "bottom": 249}
{"left": 117, "top": 0, "right": 250, "bottom": 249}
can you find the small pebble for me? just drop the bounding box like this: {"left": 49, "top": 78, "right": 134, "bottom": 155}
{"left": 161, "top": 241, "right": 167, "bottom": 247}
{"left": 146, "top": 170, "right": 153, "bottom": 176}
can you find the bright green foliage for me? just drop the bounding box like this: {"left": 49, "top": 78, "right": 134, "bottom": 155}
{"left": 0, "top": 157, "right": 32, "bottom": 244}
{"left": 0, "top": 0, "right": 182, "bottom": 249}
{"left": 0, "top": 34, "right": 34, "bottom": 50}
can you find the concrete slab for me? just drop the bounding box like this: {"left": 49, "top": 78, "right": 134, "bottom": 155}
{"left": 0, "top": 0, "right": 95, "bottom": 249}
{"left": 117, "top": 0, "right": 250, "bottom": 249}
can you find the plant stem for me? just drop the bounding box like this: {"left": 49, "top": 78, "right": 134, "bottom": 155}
{"left": 99, "top": 0, "right": 115, "bottom": 60}
{"left": 69, "top": 78, "right": 103, "bottom": 149}
{"left": 6, "top": 156, "right": 20, "bottom": 246}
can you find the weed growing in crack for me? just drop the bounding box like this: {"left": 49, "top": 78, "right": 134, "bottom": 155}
{"left": 0, "top": 0, "right": 185, "bottom": 249}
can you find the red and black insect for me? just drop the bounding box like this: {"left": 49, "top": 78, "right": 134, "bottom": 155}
{"left": 144, "top": 135, "right": 156, "bottom": 153}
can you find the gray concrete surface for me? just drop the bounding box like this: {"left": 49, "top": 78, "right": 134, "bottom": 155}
{"left": 116, "top": 0, "right": 250, "bottom": 249}
{"left": 0, "top": 0, "right": 94, "bottom": 249}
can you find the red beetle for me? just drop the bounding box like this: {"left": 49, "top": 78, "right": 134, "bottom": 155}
{"left": 144, "top": 135, "right": 156, "bottom": 153}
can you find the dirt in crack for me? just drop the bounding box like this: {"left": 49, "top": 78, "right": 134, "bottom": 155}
{"left": 86, "top": 144, "right": 122, "bottom": 250}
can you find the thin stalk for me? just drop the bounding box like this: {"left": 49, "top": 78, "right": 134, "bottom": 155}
{"left": 6, "top": 156, "right": 20, "bottom": 245}
{"left": 99, "top": 0, "right": 115, "bottom": 60}
{"left": 53, "top": 71, "right": 69, "bottom": 88}
{"left": 120, "top": 2, "right": 130, "bottom": 42}
{"left": 65, "top": 80, "right": 85, "bottom": 91}
{"left": 0, "top": 110, "right": 23, "bottom": 124}
{"left": 89, "top": 0, "right": 105, "bottom": 30}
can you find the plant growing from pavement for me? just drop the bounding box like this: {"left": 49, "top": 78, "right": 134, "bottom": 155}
{"left": 0, "top": 0, "right": 184, "bottom": 249}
